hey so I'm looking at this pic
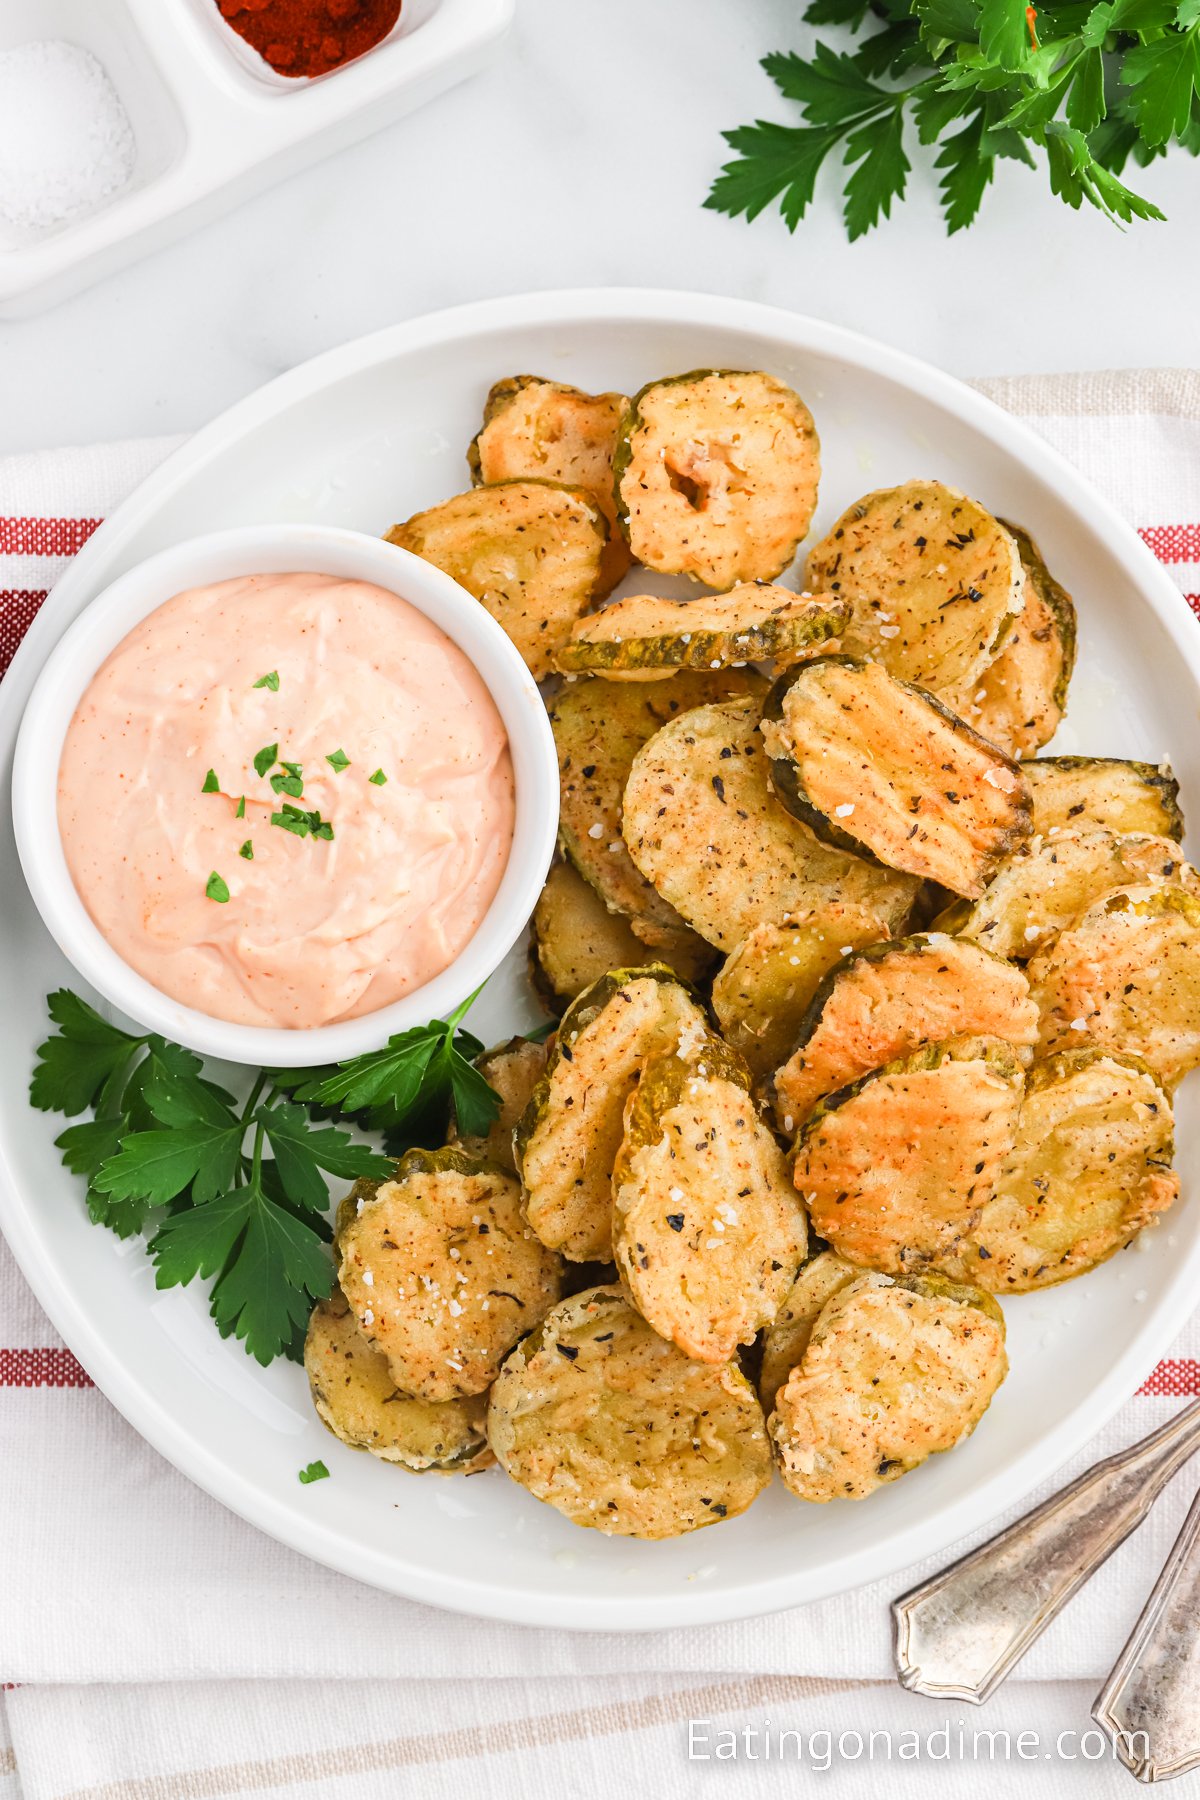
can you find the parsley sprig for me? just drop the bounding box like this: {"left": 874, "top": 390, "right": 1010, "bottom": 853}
{"left": 30, "top": 986, "right": 503, "bottom": 1366}
{"left": 707, "top": 0, "right": 1198, "bottom": 237}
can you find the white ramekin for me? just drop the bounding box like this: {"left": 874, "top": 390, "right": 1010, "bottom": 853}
{"left": 11, "top": 524, "right": 558, "bottom": 1067}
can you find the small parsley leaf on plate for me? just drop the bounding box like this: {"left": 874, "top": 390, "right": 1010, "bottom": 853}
{"left": 30, "top": 991, "right": 144, "bottom": 1116}
{"left": 258, "top": 1100, "right": 392, "bottom": 1213}
{"left": 298, "top": 1460, "right": 330, "bottom": 1484}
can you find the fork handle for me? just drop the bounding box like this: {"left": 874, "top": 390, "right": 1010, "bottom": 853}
{"left": 892, "top": 1400, "right": 1200, "bottom": 1705}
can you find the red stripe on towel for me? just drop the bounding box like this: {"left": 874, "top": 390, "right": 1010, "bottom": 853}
{"left": 0, "top": 589, "right": 49, "bottom": 675}
{"left": 0, "top": 1348, "right": 92, "bottom": 1388}
{"left": 0, "top": 516, "right": 101, "bottom": 557}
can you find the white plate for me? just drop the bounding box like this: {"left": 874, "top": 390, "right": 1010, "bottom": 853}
{"left": 2, "top": 289, "right": 1198, "bottom": 1630}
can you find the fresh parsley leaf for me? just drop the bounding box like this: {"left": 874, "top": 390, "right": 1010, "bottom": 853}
{"left": 298, "top": 1460, "right": 329, "bottom": 1484}
{"left": 326, "top": 749, "right": 350, "bottom": 772}
{"left": 240, "top": 840, "right": 254, "bottom": 860}
{"left": 295, "top": 1027, "right": 439, "bottom": 1113}
{"left": 257, "top": 1100, "right": 392, "bottom": 1213}
{"left": 935, "top": 109, "right": 997, "bottom": 228}
{"left": 368, "top": 769, "right": 388, "bottom": 786}
{"left": 763, "top": 43, "right": 896, "bottom": 120}
{"left": 206, "top": 872, "right": 230, "bottom": 904}
{"left": 978, "top": 0, "right": 1034, "bottom": 70}
{"left": 707, "top": 120, "right": 844, "bottom": 227}
{"left": 447, "top": 1053, "right": 503, "bottom": 1139}
{"left": 253, "top": 671, "right": 280, "bottom": 690}
{"left": 93, "top": 1116, "right": 244, "bottom": 1207}
{"left": 1122, "top": 20, "right": 1200, "bottom": 146}
{"left": 55, "top": 1116, "right": 125, "bottom": 1178}
{"left": 201, "top": 769, "right": 220, "bottom": 794}
{"left": 30, "top": 991, "right": 143, "bottom": 1116}
{"left": 843, "top": 103, "right": 911, "bottom": 235}
{"left": 271, "top": 804, "right": 311, "bottom": 838}
{"left": 236, "top": 796, "right": 246, "bottom": 819}
{"left": 309, "top": 814, "right": 334, "bottom": 842}
{"left": 270, "top": 770, "right": 305, "bottom": 798}
{"left": 253, "top": 743, "right": 278, "bottom": 778}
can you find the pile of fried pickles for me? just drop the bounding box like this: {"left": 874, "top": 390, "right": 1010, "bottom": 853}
{"left": 304, "top": 369, "right": 1200, "bottom": 1539}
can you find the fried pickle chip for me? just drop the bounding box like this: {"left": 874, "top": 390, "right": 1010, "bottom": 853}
{"left": 305, "top": 1291, "right": 492, "bottom": 1472}
{"left": 622, "top": 695, "right": 919, "bottom": 951}
{"left": 338, "top": 1148, "right": 563, "bottom": 1402}
{"left": 803, "top": 481, "right": 1025, "bottom": 710}
{"left": 960, "top": 522, "right": 1076, "bottom": 756}
{"left": 793, "top": 1036, "right": 1025, "bottom": 1273}
{"left": 771, "top": 933, "right": 1038, "bottom": 1132}
{"left": 515, "top": 968, "right": 705, "bottom": 1261}
{"left": 761, "top": 657, "right": 1031, "bottom": 899}
{"left": 614, "top": 370, "right": 821, "bottom": 588}
{"left": 612, "top": 1029, "right": 807, "bottom": 1362}
{"left": 1024, "top": 756, "right": 1184, "bottom": 841}
{"left": 488, "top": 1286, "right": 772, "bottom": 1537}
{"left": 1029, "top": 884, "right": 1200, "bottom": 1088}
{"left": 449, "top": 1037, "right": 549, "bottom": 1174}
{"left": 386, "top": 480, "right": 606, "bottom": 679}
{"left": 555, "top": 585, "right": 848, "bottom": 680}
{"left": 712, "top": 905, "right": 892, "bottom": 1082}
{"left": 943, "top": 1050, "right": 1178, "bottom": 1292}
{"left": 770, "top": 1272, "right": 1007, "bottom": 1502}
{"left": 758, "top": 1250, "right": 861, "bottom": 1414}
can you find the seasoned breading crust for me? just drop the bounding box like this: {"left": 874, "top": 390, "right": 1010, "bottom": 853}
{"left": 613, "top": 370, "right": 821, "bottom": 588}
{"left": 758, "top": 1250, "right": 860, "bottom": 1414}
{"left": 305, "top": 1291, "right": 492, "bottom": 1472}
{"left": 515, "top": 968, "right": 706, "bottom": 1261}
{"left": 942, "top": 1050, "right": 1179, "bottom": 1292}
{"left": 551, "top": 670, "right": 764, "bottom": 947}
{"left": 386, "top": 479, "right": 607, "bottom": 680}
{"left": 793, "top": 1036, "right": 1026, "bottom": 1273}
{"left": 612, "top": 1030, "right": 807, "bottom": 1362}
{"left": 961, "top": 523, "right": 1076, "bottom": 756}
{"left": 761, "top": 657, "right": 1032, "bottom": 899}
{"left": 712, "top": 905, "right": 891, "bottom": 1083}
{"left": 770, "top": 1273, "right": 1007, "bottom": 1502}
{"left": 449, "top": 1037, "right": 549, "bottom": 1174}
{"left": 532, "top": 859, "right": 653, "bottom": 1007}
{"left": 338, "top": 1148, "right": 563, "bottom": 1402}
{"left": 487, "top": 1286, "right": 773, "bottom": 1537}
{"left": 803, "top": 481, "right": 1025, "bottom": 710}
{"left": 952, "top": 830, "right": 1198, "bottom": 962}
{"left": 771, "top": 933, "right": 1039, "bottom": 1133}
{"left": 622, "top": 695, "right": 919, "bottom": 952}
{"left": 1028, "top": 884, "right": 1200, "bottom": 1088}
{"left": 555, "top": 586, "right": 848, "bottom": 680}
{"left": 1023, "top": 756, "right": 1184, "bottom": 841}
{"left": 467, "top": 375, "right": 632, "bottom": 593}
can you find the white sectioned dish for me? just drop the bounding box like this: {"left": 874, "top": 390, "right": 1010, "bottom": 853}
{"left": 0, "top": 0, "right": 511, "bottom": 317}
{"left": 11, "top": 524, "right": 558, "bottom": 1067}
{"left": 1, "top": 289, "right": 1198, "bottom": 1629}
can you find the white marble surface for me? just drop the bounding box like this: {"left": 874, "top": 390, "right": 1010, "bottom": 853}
{"left": 1, "top": 0, "right": 1198, "bottom": 455}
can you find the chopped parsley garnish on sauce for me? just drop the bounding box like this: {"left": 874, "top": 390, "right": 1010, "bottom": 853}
{"left": 298, "top": 1460, "right": 329, "bottom": 1485}
{"left": 253, "top": 743, "right": 278, "bottom": 779}
{"left": 369, "top": 768, "right": 388, "bottom": 786}
{"left": 205, "top": 872, "right": 230, "bottom": 904}
{"left": 326, "top": 749, "right": 350, "bottom": 773}
{"left": 253, "top": 671, "right": 280, "bottom": 691}
{"left": 271, "top": 803, "right": 334, "bottom": 843}
{"left": 239, "top": 840, "right": 254, "bottom": 860}
{"left": 235, "top": 796, "right": 246, "bottom": 819}
{"left": 270, "top": 769, "right": 304, "bottom": 799}
{"left": 201, "top": 769, "right": 220, "bottom": 794}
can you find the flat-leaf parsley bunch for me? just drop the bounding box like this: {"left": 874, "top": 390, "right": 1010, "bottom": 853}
{"left": 31, "top": 988, "right": 504, "bottom": 1366}
{"left": 707, "top": 0, "right": 1200, "bottom": 237}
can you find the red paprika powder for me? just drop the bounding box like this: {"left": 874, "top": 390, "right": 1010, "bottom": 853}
{"left": 216, "top": 0, "right": 403, "bottom": 78}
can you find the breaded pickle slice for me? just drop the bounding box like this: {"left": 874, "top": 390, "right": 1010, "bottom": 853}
{"left": 803, "top": 481, "right": 1024, "bottom": 709}
{"left": 555, "top": 585, "right": 848, "bottom": 680}
{"left": 532, "top": 859, "right": 654, "bottom": 1006}
{"left": 952, "top": 830, "right": 1197, "bottom": 962}
{"left": 770, "top": 1273, "right": 1007, "bottom": 1503}
{"left": 386, "top": 480, "right": 606, "bottom": 680}
{"left": 761, "top": 658, "right": 1031, "bottom": 899}
{"left": 1029, "top": 884, "right": 1200, "bottom": 1088}
{"left": 1024, "top": 756, "right": 1184, "bottom": 842}
{"left": 961, "top": 523, "right": 1077, "bottom": 756}
{"left": 515, "top": 968, "right": 705, "bottom": 1261}
{"left": 305, "top": 1291, "right": 492, "bottom": 1472}
{"left": 338, "top": 1148, "right": 563, "bottom": 1403}
{"left": 758, "top": 1250, "right": 860, "bottom": 1414}
{"left": 488, "top": 1286, "right": 772, "bottom": 1537}
{"left": 793, "top": 1036, "right": 1025, "bottom": 1274}
{"left": 449, "top": 1037, "right": 549, "bottom": 1174}
{"left": 712, "top": 905, "right": 891, "bottom": 1082}
{"left": 623, "top": 695, "right": 918, "bottom": 951}
{"left": 612, "top": 1029, "right": 807, "bottom": 1362}
{"left": 551, "top": 669, "right": 764, "bottom": 946}
{"left": 772, "top": 934, "right": 1038, "bottom": 1133}
{"left": 944, "top": 1050, "right": 1178, "bottom": 1293}
{"left": 467, "top": 374, "right": 631, "bottom": 593}
{"left": 613, "top": 370, "right": 820, "bottom": 588}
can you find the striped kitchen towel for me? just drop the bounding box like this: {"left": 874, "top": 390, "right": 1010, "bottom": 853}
{"left": 2, "top": 374, "right": 1200, "bottom": 1800}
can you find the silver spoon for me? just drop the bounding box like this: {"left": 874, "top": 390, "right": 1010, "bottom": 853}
{"left": 1093, "top": 1483, "right": 1200, "bottom": 1781}
{"left": 892, "top": 1400, "right": 1200, "bottom": 1704}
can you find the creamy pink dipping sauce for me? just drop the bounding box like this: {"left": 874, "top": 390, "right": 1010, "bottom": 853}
{"left": 58, "top": 572, "right": 516, "bottom": 1029}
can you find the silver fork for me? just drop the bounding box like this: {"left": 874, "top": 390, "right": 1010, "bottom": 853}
{"left": 892, "top": 1400, "right": 1200, "bottom": 1705}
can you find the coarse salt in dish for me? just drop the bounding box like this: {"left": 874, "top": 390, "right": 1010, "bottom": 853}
{"left": 0, "top": 40, "right": 136, "bottom": 235}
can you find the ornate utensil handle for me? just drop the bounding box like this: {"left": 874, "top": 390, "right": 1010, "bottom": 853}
{"left": 892, "top": 1401, "right": 1200, "bottom": 1705}
{"left": 1093, "top": 1485, "right": 1200, "bottom": 1782}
